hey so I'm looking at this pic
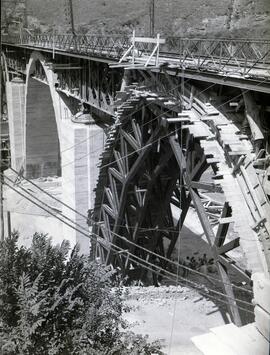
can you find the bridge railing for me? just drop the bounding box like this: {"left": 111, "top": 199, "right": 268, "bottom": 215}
{"left": 2, "top": 33, "right": 131, "bottom": 59}
{"left": 3, "top": 33, "right": 270, "bottom": 75}
{"left": 164, "top": 37, "right": 270, "bottom": 75}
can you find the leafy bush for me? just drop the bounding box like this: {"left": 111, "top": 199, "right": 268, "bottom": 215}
{"left": 0, "top": 233, "right": 163, "bottom": 354}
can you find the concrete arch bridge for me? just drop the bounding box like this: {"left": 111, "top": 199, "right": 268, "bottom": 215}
{"left": 1, "top": 34, "right": 270, "bottom": 349}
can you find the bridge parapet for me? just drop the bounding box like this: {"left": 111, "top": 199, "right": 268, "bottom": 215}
{"left": 3, "top": 33, "right": 270, "bottom": 82}
{"left": 2, "top": 33, "right": 130, "bottom": 60}
{"left": 171, "top": 38, "right": 270, "bottom": 81}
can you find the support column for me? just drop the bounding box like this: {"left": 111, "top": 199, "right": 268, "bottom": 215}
{"left": 61, "top": 120, "right": 104, "bottom": 253}
{"left": 6, "top": 77, "right": 25, "bottom": 171}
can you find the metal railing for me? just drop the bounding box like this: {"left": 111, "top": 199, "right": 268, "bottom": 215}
{"left": 165, "top": 37, "right": 270, "bottom": 75}
{"left": 2, "top": 33, "right": 130, "bottom": 59}
{"left": 2, "top": 33, "right": 270, "bottom": 76}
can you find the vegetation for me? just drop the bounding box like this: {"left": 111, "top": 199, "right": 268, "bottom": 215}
{"left": 0, "top": 232, "right": 163, "bottom": 354}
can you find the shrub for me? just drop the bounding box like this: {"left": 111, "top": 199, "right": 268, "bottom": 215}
{"left": 0, "top": 233, "right": 163, "bottom": 354}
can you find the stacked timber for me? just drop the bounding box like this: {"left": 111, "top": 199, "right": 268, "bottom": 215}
{"left": 189, "top": 97, "right": 267, "bottom": 275}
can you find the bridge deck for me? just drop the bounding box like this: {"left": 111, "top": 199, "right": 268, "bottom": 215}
{"left": 2, "top": 34, "right": 270, "bottom": 93}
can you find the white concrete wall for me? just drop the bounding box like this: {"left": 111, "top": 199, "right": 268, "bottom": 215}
{"left": 6, "top": 79, "right": 25, "bottom": 171}
{"left": 61, "top": 119, "right": 105, "bottom": 253}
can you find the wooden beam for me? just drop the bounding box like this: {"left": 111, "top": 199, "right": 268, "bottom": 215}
{"left": 106, "top": 125, "right": 163, "bottom": 264}
{"left": 189, "top": 187, "right": 242, "bottom": 326}
{"left": 218, "top": 255, "right": 251, "bottom": 284}
{"left": 169, "top": 136, "right": 187, "bottom": 176}
{"left": 129, "top": 149, "right": 174, "bottom": 253}
{"left": 218, "top": 238, "right": 240, "bottom": 255}
{"left": 121, "top": 128, "right": 140, "bottom": 151}
{"left": 190, "top": 181, "right": 222, "bottom": 192}
{"left": 166, "top": 187, "right": 191, "bottom": 259}
{"left": 109, "top": 167, "right": 124, "bottom": 183}
{"left": 214, "top": 202, "right": 232, "bottom": 247}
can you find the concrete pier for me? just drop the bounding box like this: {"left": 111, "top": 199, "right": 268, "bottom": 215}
{"left": 6, "top": 77, "right": 25, "bottom": 171}
{"left": 3, "top": 52, "right": 105, "bottom": 253}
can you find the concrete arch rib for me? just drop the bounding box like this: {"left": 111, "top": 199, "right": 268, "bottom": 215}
{"left": 25, "top": 52, "right": 62, "bottom": 178}
{"left": 1, "top": 52, "right": 9, "bottom": 83}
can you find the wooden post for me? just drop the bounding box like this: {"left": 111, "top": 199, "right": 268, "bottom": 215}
{"left": 170, "top": 137, "right": 243, "bottom": 326}
{"left": 0, "top": 177, "right": 4, "bottom": 241}
{"left": 156, "top": 33, "right": 160, "bottom": 66}
{"left": 52, "top": 30, "right": 55, "bottom": 59}
{"left": 68, "top": 0, "right": 76, "bottom": 36}
{"left": 149, "top": 0, "right": 155, "bottom": 37}
{"left": 7, "top": 211, "right": 11, "bottom": 237}
{"left": 132, "top": 30, "right": 135, "bottom": 65}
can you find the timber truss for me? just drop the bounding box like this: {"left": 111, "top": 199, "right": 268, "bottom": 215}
{"left": 91, "top": 88, "right": 255, "bottom": 326}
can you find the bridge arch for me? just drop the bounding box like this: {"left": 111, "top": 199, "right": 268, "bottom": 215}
{"left": 1, "top": 52, "right": 9, "bottom": 83}
{"left": 25, "top": 52, "right": 64, "bottom": 178}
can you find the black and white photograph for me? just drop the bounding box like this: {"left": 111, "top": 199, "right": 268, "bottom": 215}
{"left": 1, "top": 1, "right": 270, "bottom": 354}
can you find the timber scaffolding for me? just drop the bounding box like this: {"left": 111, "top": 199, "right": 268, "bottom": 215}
{"left": 89, "top": 78, "right": 270, "bottom": 348}
{"left": 90, "top": 81, "right": 270, "bottom": 352}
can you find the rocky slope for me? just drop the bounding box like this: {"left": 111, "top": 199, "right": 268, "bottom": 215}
{"left": 2, "top": 0, "right": 270, "bottom": 38}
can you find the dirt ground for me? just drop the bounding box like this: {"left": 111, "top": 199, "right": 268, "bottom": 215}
{"left": 123, "top": 285, "right": 227, "bottom": 355}
{"left": 122, "top": 201, "right": 252, "bottom": 354}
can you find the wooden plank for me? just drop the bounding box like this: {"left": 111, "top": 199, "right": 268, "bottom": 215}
{"left": 218, "top": 238, "right": 240, "bottom": 254}
{"left": 178, "top": 112, "right": 191, "bottom": 117}
{"left": 190, "top": 181, "right": 222, "bottom": 192}
{"left": 134, "top": 36, "right": 166, "bottom": 44}
{"left": 167, "top": 117, "right": 191, "bottom": 123}
{"left": 182, "top": 123, "right": 211, "bottom": 138}
{"left": 219, "top": 217, "right": 234, "bottom": 224}
{"left": 228, "top": 150, "right": 250, "bottom": 156}
{"left": 207, "top": 158, "right": 220, "bottom": 164}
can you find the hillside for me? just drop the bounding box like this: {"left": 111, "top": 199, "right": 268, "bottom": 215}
{"left": 2, "top": 0, "right": 270, "bottom": 38}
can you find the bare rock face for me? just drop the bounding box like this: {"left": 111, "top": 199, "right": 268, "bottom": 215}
{"left": 163, "top": 0, "right": 270, "bottom": 38}
{"left": 227, "top": 0, "right": 270, "bottom": 37}
{"left": 5, "top": 0, "right": 270, "bottom": 38}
